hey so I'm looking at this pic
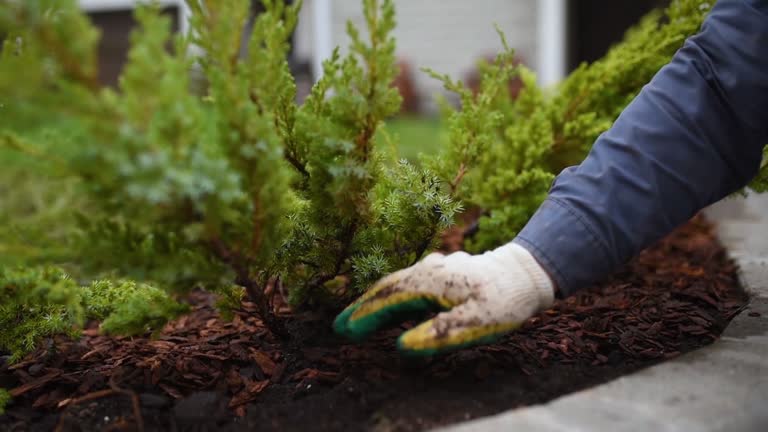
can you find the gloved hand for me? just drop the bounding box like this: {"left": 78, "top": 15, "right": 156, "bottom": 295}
{"left": 333, "top": 243, "right": 555, "bottom": 355}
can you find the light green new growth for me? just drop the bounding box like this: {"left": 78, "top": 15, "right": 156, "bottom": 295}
{"left": 83, "top": 280, "right": 189, "bottom": 336}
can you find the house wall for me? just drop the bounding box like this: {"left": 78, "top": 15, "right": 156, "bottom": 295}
{"left": 79, "top": 0, "right": 188, "bottom": 86}
{"left": 293, "top": 0, "right": 540, "bottom": 112}
{"left": 87, "top": 7, "right": 180, "bottom": 86}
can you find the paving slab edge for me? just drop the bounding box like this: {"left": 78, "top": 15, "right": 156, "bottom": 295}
{"left": 436, "top": 195, "right": 768, "bottom": 432}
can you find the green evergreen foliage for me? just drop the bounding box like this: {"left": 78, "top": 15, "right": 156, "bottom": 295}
{"left": 0, "top": 0, "right": 456, "bottom": 327}
{"left": 0, "top": 0, "right": 713, "bottom": 363}
{"left": 0, "top": 266, "right": 83, "bottom": 362}
{"left": 0, "top": 266, "right": 183, "bottom": 362}
{"left": 83, "top": 280, "right": 189, "bottom": 336}
{"left": 272, "top": 0, "right": 459, "bottom": 303}
{"left": 426, "top": 0, "right": 713, "bottom": 251}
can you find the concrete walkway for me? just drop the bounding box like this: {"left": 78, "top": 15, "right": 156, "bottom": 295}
{"left": 439, "top": 194, "right": 768, "bottom": 432}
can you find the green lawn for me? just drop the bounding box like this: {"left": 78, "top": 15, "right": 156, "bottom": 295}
{"left": 381, "top": 116, "right": 446, "bottom": 162}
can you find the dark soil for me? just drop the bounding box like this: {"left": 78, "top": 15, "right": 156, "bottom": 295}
{"left": 0, "top": 217, "right": 748, "bottom": 432}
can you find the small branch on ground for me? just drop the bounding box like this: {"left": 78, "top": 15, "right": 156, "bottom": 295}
{"left": 55, "top": 386, "right": 144, "bottom": 432}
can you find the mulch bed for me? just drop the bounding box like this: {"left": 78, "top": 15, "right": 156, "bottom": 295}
{"left": 0, "top": 216, "right": 748, "bottom": 432}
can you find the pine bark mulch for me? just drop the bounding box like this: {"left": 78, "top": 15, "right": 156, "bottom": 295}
{"left": 0, "top": 216, "right": 748, "bottom": 431}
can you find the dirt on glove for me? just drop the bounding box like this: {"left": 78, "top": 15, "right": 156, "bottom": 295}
{"left": 0, "top": 216, "right": 749, "bottom": 432}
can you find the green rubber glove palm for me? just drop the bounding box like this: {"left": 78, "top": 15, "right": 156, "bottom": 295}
{"left": 333, "top": 243, "right": 555, "bottom": 355}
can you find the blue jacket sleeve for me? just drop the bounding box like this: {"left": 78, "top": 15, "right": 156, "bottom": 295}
{"left": 514, "top": 0, "right": 768, "bottom": 297}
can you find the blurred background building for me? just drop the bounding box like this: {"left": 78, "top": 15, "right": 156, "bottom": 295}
{"left": 79, "top": 0, "right": 669, "bottom": 112}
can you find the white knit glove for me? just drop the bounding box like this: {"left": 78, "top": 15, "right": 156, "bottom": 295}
{"left": 333, "top": 243, "right": 555, "bottom": 355}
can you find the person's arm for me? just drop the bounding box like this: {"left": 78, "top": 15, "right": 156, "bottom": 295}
{"left": 516, "top": 0, "right": 768, "bottom": 297}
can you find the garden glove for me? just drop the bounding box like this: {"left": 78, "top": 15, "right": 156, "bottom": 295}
{"left": 333, "top": 243, "right": 555, "bottom": 355}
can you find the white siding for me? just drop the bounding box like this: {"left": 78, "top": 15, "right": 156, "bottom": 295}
{"left": 294, "top": 0, "right": 540, "bottom": 111}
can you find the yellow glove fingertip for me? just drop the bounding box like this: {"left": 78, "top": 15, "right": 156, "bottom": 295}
{"left": 397, "top": 321, "right": 523, "bottom": 356}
